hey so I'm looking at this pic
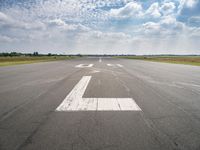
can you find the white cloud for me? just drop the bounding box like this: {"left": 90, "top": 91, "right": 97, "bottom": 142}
{"left": 86, "top": 30, "right": 131, "bottom": 40}
{"left": 0, "top": 12, "right": 14, "bottom": 27}
{"left": 0, "top": 12, "right": 10, "bottom": 22}
{"left": 139, "top": 15, "right": 187, "bottom": 38}
{"left": 0, "top": 12, "right": 45, "bottom": 30}
{"left": 142, "top": 22, "right": 161, "bottom": 34}
{"left": 160, "top": 15, "right": 177, "bottom": 25}
{"left": 0, "top": 35, "right": 15, "bottom": 43}
{"left": 160, "top": 2, "right": 176, "bottom": 15}
{"left": 144, "top": 2, "right": 176, "bottom": 18}
{"left": 47, "top": 19, "right": 90, "bottom": 32}
{"left": 189, "top": 26, "right": 200, "bottom": 37}
{"left": 0, "top": 1, "right": 199, "bottom": 54}
{"left": 48, "top": 19, "right": 66, "bottom": 27}
{"left": 145, "top": 3, "right": 161, "bottom": 18}
{"left": 189, "top": 16, "right": 200, "bottom": 25}
{"left": 110, "top": 2, "right": 143, "bottom": 19}
{"left": 185, "top": 0, "right": 198, "bottom": 7}
{"left": 177, "top": 0, "right": 199, "bottom": 14}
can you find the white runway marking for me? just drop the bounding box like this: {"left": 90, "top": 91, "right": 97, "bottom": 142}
{"left": 117, "top": 64, "right": 123, "bottom": 67}
{"left": 56, "top": 76, "right": 91, "bottom": 111}
{"left": 99, "top": 57, "right": 102, "bottom": 62}
{"left": 56, "top": 76, "right": 141, "bottom": 111}
{"left": 107, "top": 64, "right": 114, "bottom": 67}
{"left": 75, "top": 64, "right": 93, "bottom": 68}
{"left": 107, "top": 64, "right": 123, "bottom": 68}
{"left": 89, "top": 70, "right": 100, "bottom": 74}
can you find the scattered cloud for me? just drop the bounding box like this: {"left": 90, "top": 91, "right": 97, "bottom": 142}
{"left": 0, "top": 12, "right": 45, "bottom": 30}
{"left": 185, "top": 0, "right": 198, "bottom": 7}
{"left": 0, "top": 35, "right": 15, "bottom": 43}
{"left": 110, "top": 2, "right": 143, "bottom": 19}
{"left": 0, "top": 0, "right": 199, "bottom": 54}
{"left": 189, "top": 16, "right": 200, "bottom": 26}
{"left": 160, "top": 2, "right": 176, "bottom": 15}
{"left": 145, "top": 2, "right": 161, "bottom": 18}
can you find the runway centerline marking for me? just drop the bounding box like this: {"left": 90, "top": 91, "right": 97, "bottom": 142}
{"left": 117, "top": 64, "right": 123, "bottom": 67}
{"left": 107, "top": 64, "right": 123, "bottom": 68}
{"left": 75, "top": 64, "right": 93, "bottom": 68}
{"left": 56, "top": 76, "right": 141, "bottom": 111}
{"left": 99, "top": 57, "right": 102, "bottom": 63}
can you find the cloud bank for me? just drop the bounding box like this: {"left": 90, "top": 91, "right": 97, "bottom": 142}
{"left": 0, "top": 0, "right": 200, "bottom": 54}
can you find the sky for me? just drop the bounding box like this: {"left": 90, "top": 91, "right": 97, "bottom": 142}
{"left": 0, "top": 0, "right": 200, "bottom": 54}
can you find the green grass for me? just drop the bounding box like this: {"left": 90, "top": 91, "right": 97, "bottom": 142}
{"left": 0, "top": 56, "right": 75, "bottom": 67}
{"left": 116, "top": 56, "right": 200, "bottom": 66}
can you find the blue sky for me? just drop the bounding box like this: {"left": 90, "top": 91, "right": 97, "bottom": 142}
{"left": 0, "top": 0, "right": 200, "bottom": 54}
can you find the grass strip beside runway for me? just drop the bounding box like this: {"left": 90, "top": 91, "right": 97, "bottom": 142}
{"left": 117, "top": 56, "right": 200, "bottom": 66}
{"left": 0, "top": 56, "right": 75, "bottom": 66}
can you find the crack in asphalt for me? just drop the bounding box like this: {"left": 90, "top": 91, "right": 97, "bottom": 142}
{"left": 70, "top": 113, "right": 119, "bottom": 150}
{"left": 16, "top": 111, "right": 53, "bottom": 150}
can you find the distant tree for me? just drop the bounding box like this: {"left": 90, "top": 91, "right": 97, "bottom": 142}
{"left": 10, "top": 52, "right": 17, "bottom": 57}
{"left": 0, "top": 52, "right": 23, "bottom": 57}
{"left": 33, "top": 52, "right": 39, "bottom": 56}
{"left": 0, "top": 53, "right": 9, "bottom": 57}
{"left": 77, "top": 54, "right": 82, "bottom": 57}
{"left": 48, "top": 53, "right": 52, "bottom": 56}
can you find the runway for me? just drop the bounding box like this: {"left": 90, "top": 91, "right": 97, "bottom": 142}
{"left": 0, "top": 57, "right": 200, "bottom": 150}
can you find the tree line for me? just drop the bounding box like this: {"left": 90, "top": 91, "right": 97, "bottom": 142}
{"left": 0, "top": 52, "right": 66, "bottom": 57}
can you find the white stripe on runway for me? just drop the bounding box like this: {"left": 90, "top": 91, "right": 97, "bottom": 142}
{"left": 99, "top": 57, "right": 102, "bottom": 63}
{"left": 107, "top": 64, "right": 114, "bottom": 66}
{"left": 117, "top": 98, "right": 141, "bottom": 110}
{"left": 117, "top": 64, "right": 123, "bottom": 67}
{"left": 107, "top": 64, "right": 123, "bottom": 68}
{"left": 56, "top": 76, "right": 141, "bottom": 111}
{"left": 56, "top": 76, "right": 91, "bottom": 111}
{"left": 75, "top": 64, "right": 93, "bottom": 68}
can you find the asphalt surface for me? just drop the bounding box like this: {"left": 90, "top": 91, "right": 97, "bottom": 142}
{"left": 0, "top": 57, "right": 200, "bottom": 150}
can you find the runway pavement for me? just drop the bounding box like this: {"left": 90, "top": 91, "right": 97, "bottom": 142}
{"left": 0, "top": 57, "right": 200, "bottom": 150}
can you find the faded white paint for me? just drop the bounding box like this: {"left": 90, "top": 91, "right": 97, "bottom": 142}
{"left": 107, "top": 64, "right": 114, "bottom": 67}
{"left": 89, "top": 70, "right": 100, "bottom": 74}
{"left": 107, "top": 64, "right": 123, "bottom": 68}
{"left": 99, "top": 57, "right": 102, "bottom": 63}
{"left": 117, "top": 64, "right": 123, "bottom": 67}
{"left": 75, "top": 64, "right": 93, "bottom": 68}
{"left": 56, "top": 76, "right": 141, "bottom": 111}
{"left": 56, "top": 76, "right": 91, "bottom": 111}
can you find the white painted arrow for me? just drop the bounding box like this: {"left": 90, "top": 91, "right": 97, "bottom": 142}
{"left": 56, "top": 76, "right": 141, "bottom": 111}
